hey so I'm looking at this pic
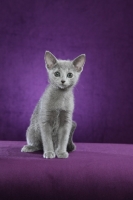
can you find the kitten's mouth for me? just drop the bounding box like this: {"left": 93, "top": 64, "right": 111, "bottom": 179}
{"left": 59, "top": 86, "right": 66, "bottom": 89}
{"left": 58, "top": 84, "right": 67, "bottom": 89}
{"left": 58, "top": 83, "right": 73, "bottom": 90}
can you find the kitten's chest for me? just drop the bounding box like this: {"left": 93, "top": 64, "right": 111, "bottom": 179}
{"left": 42, "top": 87, "right": 74, "bottom": 112}
{"left": 50, "top": 93, "right": 74, "bottom": 111}
{"left": 54, "top": 96, "right": 67, "bottom": 110}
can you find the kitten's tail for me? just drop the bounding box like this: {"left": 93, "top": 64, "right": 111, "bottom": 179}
{"left": 67, "top": 121, "right": 77, "bottom": 152}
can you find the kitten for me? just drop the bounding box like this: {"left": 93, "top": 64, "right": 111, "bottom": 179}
{"left": 21, "top": 51, "right": 86, "bottom": 158}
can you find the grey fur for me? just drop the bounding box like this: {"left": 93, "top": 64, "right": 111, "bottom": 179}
{"left": 21, "top": 51, "right": 86, "bottom": 158}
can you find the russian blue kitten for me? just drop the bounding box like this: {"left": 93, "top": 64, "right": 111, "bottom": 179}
{"left": 21, "top": 51, "right": 86, "bottom": 158}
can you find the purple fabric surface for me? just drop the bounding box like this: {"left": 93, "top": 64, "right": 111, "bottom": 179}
{"left": 0, "top": 141, "right": 133, "bottom": 200}
{"left": 0, "top": 0, "right": 133, "bottom": 143}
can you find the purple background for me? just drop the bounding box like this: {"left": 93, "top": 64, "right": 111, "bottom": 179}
{"left": 0, "top": 0, "right": 133, "bottom": 143}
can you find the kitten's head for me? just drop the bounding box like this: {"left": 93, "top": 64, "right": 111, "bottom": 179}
{"left": 44, "top": 51, "right": 86, "bottom": 90}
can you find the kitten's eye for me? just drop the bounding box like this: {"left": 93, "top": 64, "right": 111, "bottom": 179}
{"left": 67, "top": 73, "right": 73, "bottom": 78}
{"left": 54, "top": 71, "right": 60, "bottom": 77}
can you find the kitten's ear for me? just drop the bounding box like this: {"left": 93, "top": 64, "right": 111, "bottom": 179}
{"left": 44, "top": 51, "right": 57, "bottom": 70}
{"left": 72, "top": 54, "right": 86, "bottom": 72}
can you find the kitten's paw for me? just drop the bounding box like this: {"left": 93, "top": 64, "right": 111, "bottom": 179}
{"left": 21, "top": 145, "right": 36, "bottom": 152}
{"left": 43, "top": 151, "right": 55, "bottom": 159}
{"left": 56, "top": 150, "right": 69, "bottom": 158}
{"left": 21, "top": 145, "right": 41, "bottom": 152}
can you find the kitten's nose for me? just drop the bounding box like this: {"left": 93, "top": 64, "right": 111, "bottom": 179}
{"left": 61, "top": 80, "right": 65, "bottom": 84}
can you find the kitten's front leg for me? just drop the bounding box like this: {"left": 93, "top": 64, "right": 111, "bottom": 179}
{"left": 40, "top": 122, "right": 55, "bottom": 159}
{"left": 56, "top": 123, "right": 72, "bottom": 158}
{"left": 56, "top": 111, "right": 72, "bottom": 158}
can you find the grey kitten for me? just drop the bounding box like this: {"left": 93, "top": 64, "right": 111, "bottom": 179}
{"left": 21, "top": 51, "right": 86, "bottom": 158}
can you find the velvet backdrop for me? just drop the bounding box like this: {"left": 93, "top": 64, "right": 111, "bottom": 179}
{"left": 0, "top": 0, "right": 133, "bottom": 143}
